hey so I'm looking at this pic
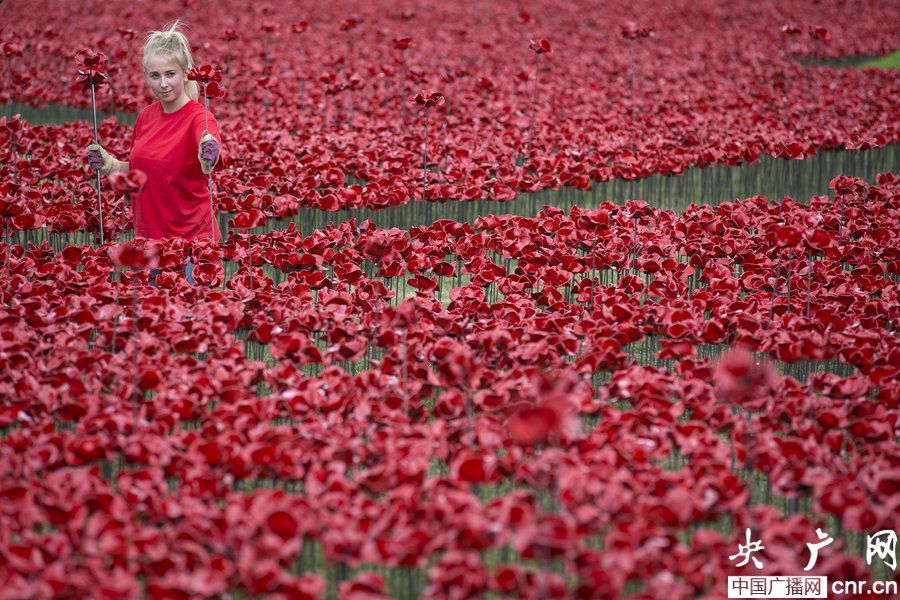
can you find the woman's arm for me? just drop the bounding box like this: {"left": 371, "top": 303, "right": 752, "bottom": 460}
{"left": 109, "top": 159, "right": 130, "bottom": 175}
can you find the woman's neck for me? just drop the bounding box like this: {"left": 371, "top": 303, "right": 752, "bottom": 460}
{"left": 161, "top": 93, "right": 190, "bottom": 114}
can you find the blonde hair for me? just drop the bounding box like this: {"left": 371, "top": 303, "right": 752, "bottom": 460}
{"left": 142, "top": 20, "right": 199, "bottom": 101}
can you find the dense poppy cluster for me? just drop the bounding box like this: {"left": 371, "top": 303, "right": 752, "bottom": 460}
{"left": 1, "top": 0, "right": 899, "bottom": 236}
{"left": 1, "top": 0, "right": 899, "bottom": 597}
{"left": 1, "top": 172, "right": 898, "bottom": 597}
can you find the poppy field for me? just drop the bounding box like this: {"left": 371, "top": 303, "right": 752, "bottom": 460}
{"left": 1, "top": 0, "right": 899, "bottom": 598}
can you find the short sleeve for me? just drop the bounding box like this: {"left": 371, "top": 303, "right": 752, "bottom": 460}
{"left": 131, "top": 110, "right": 143, "bottom": 151}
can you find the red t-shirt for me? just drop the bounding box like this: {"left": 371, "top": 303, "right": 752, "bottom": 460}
{"left": 130, "top": 99, "right": 222, "bottom": 241}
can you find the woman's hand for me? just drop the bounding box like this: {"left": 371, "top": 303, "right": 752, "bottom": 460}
{"left": 87, "top": 143, "right": 116, "bottom": 176}
{"left": 198, "top": 132, "right": 220, "bottom": 174}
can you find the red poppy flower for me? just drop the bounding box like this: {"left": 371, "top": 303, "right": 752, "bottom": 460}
{"left": 773, "top": 225, "right": 801, "bottom": 248}
{"left": 620, "top": 22, "right": 654, "bottom": 40}
{"left": 574, "top": 207, "right": 609, "bottom": 230}
{"left": 657, "top": 339, "right": 696, "bottom": 360}
{"left": 75, "top": 48, "right": 108, "bottom": 73}
{"left": 204, "top": 80, "right": 226, "bottom": 99}
{"left": 73, "top": 49, "right": 108, "bottom": 92}
{"left": 11, "top": 213, "right": 44, "bottom": 230}
{"left": 109, "top": 169, "right": 147, "bottom": 195}
{"left": 828, "top": 175, "right": 865, "bottom": 194}
{"left": 361, "top": 231, "right": 397, "bottom": 260}
{"left": 412, "top": 89, "right": 445, "bottom": 107}
{"left": 187, "top": 64, "right": 222, "bottom": 84}
{"left": 772, "top": 141, "right": 813, "bottom": 160}
{"left": 109, "top": 242, "right": 159, "bottom": 269}
{"left": 2, "top": 41, "right": 23, "bottom": 58}
{"left": 713, "top": 349, "right": 778, "bottom": 406}
{"left": 408, "top": 274, "right": 438, "bottom": 292}
{"left": 266, "top": 510, "right": 300, "bottom": 539}
{"left": 803, "top": 229, "right": 832, "bottom": 251}
{"left": 808, "top": 26, "right": 830, "bottom": 41}
{"left": 393, "top": 37, "right": 411, "bottom": 51}
{"left": 291, "top": 21, "right": 309, "bottom": 34}
{"left": 454, "top": 452, "right": 498, "bottom": 483}
{"left": 507, "top": 407, "right": 559, "bottom": 446}
{"left": 0, "top": 196, "right": 24, "bottom": 218}
{"left": 339, "top": 573, "right": 389, "bottom": 600}
{"left": 191, "top": 260, "right": 224, "bottom": 286}
{"left": 528, "top": 38, "right": 551, "bottom": 54}
{"left": 781, "top": 23, "right": 801, "bottom": 35}
{"left": 228, "top": 209, "right": 266, "bottom": 230}
{"left": 0, "top": 115, "right": 21, "bottom": 133}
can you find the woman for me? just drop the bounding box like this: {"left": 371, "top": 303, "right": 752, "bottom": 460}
{"left": 87, "top": 21, "right": 222, "bottom": 284}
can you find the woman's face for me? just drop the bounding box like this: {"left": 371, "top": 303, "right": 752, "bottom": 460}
{"left": 144, "top": 53, "right": 187, "bottom": 106}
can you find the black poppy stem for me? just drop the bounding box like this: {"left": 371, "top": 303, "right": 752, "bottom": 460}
{"left": 131, "top": 270, "right": 140, "bottom": 424}
{"left": 89, "top": 78, "right": 105, "bottom": 245}
{"left": 767, "top": 249, "right": 783, "bottom": 330}
{"left": 528, "top": 51, "right": 539, "bottom": 163}
{"left": 263, "top": 32, "right": 271, "bottom": 110}
{"left": 8, "top": 127, "right": 17, "bottom": 184}
{"left": 110, "top": 267, "right": 121, "bottom": 352}
{"left": 400, "top": 54, "right": 407, "bottom": 126}
{"left": 401, "top": 327, "right": 409, "bottom": 414}
{"left": 347, "top": 38, "right": 355, "bottom": 128}
{"left": 372, "top": 294, "right": 379, "bottom": 355}
{"left": 590, "top": 230, "right": 597, "bottom": 306}
{"left": 525, "top": 39, "right": 550, "bottom": 163}
{"left": 806, "top": 255, "right": 814, "bottom": 317}
{"left": 413, "top": 90, "right": 443, "bottom": 209}
{"left": 780, "top": 159, "right": 788, "bottom": 216}
{"left": 4, "top": 217, "right": 10, "bottom": 282}
{"left": 632, "top": 216, "right": 638, "bottom": 277}
{"left": 422, "top": 108, "right": 429, "bottom": 203}
{"left": 629, "top": 41, "right": 636, "bottom": 127}
{"left": 806, "top": 47, "right": 813, "bottom": 106}
{"left": 246, "top": 228, "right": 253, "bottom": 296}
{"left": 785, "top": 251, "right": 792, "bottom": 313}
{"left": 838, "top": 192, "right": 845, "bottom": 238}
{"left": 6, "top": 56, "right": 12, "bottom": 110}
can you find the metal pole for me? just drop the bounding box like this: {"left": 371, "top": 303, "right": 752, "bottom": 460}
{"left": 90, "top": 79, "right": 104, "bottom": 245}
{"left": 202, "top": 85, "right": 216, "bottom": 241}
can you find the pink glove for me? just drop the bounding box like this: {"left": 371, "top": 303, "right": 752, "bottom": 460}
{"left": 198, "top": 132, "right": 220, "bottom": 174}
{"left": 87, "top": 143, "right": 116, "bottom": 175}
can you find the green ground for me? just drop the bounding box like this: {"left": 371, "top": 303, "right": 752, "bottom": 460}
{"left": 860, "top": 49, "right": 900, "bottom": 69}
